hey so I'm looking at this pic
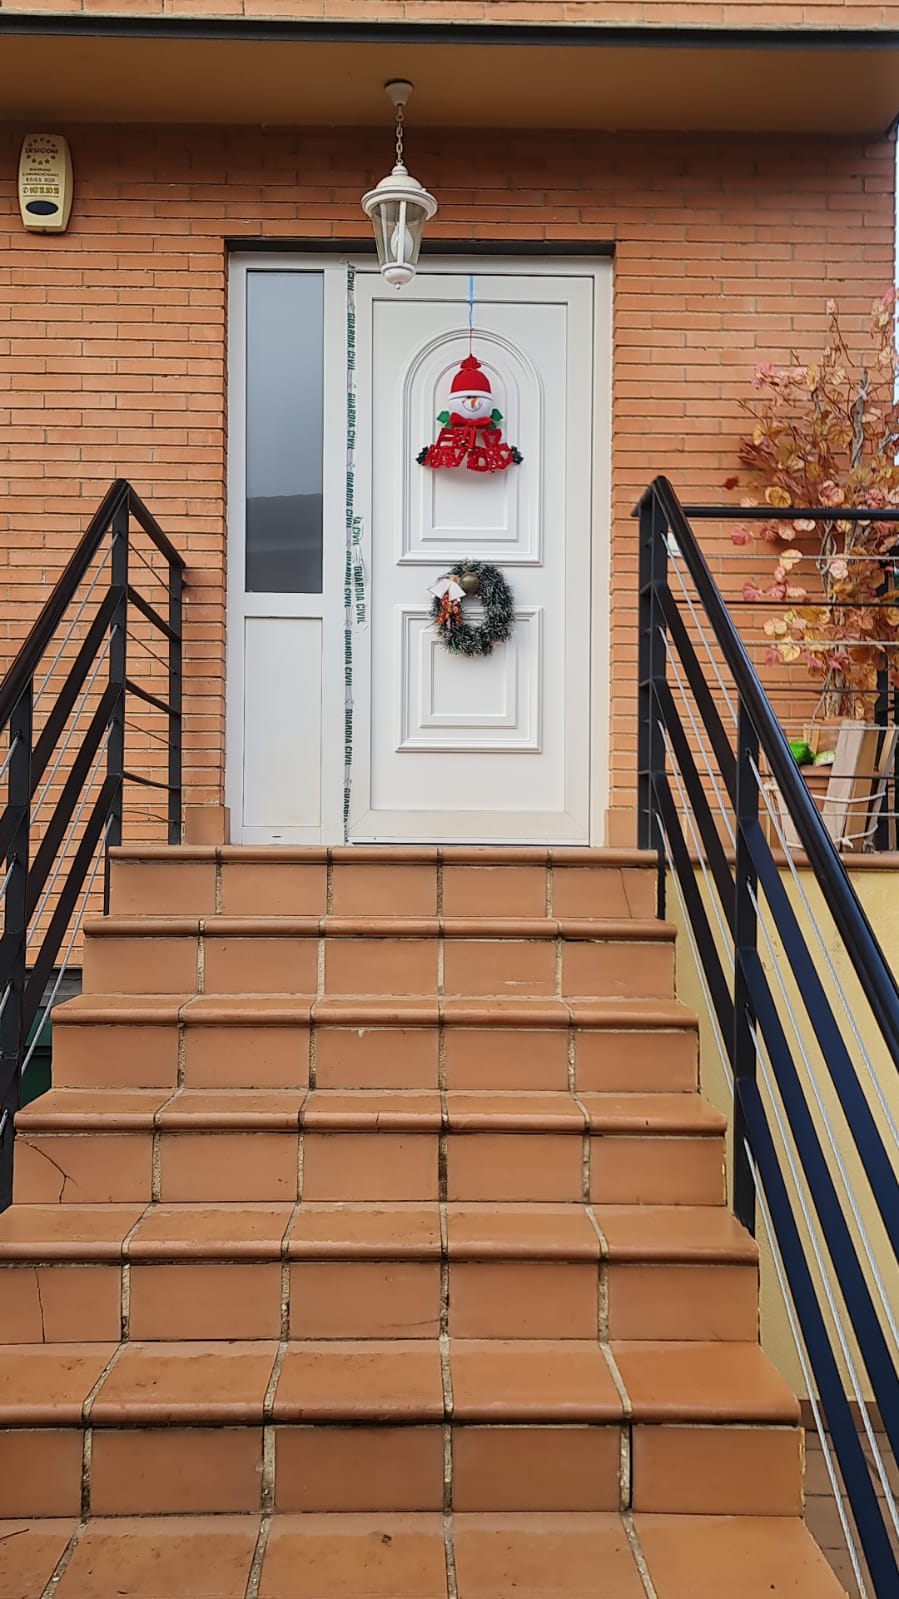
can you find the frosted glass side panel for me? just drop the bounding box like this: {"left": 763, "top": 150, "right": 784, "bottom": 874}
{"left": 242, "top": 617, "right": 322, "bottom": 830}
{"left": 245, "top": 271, "right": 324, "bottom": 593}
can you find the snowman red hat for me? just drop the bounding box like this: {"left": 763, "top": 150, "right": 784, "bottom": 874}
{"left": 450, "top": 355, "right": 492, "bottom": 403}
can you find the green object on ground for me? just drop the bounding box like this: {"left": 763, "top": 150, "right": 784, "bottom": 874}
{"left": 789, "top": 739, "right": 814, "bottom": 766}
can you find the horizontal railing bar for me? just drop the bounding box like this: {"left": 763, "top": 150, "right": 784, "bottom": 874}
{"left": 682, "top": 505, "right": 899, "bottom": 523}
{"left": 25, "top": 685, "right": 118, "bottom": 922}
{"left": 126, "top": 486, "right": 186, "bottom": 570}
{"left": 657, "top": 585, "right": 738, "bottom": 801}
{"left": 124, "top": 679, "right": 180, "bottom": 720}
{"left": 656, "top": 680, "right": 736, "bottom": 931}
{"left": 744, "top": 820, "right": 899, "bottom": 1253}
{"left": 740, "top": 943, "right": 899, "bottom": 1463}
{"left": 122, "top": 769, "right": 176, "bottom": 792}
{"left": 31, "top": 589, "right": 118, "bottom": 789}
{"left": 126, "top": 585, "right": 178, "bottom": 643}
{"left": 654, "top": 772, "right": 734, "bottom": 1045}
{"left": 0, "top": 480, "right": 128, "bottom": 731}
{"left": 738, "top": 1077, "right": 899, "bottom": 1592}
{"left": 0, "top": 803, "right": 23, "bottom": 864}
{"left": 648, "top": 476, "right": 899, "bottom": 1069}
{"left": 22, "top": 777, "right": 118, "bottom": 1038}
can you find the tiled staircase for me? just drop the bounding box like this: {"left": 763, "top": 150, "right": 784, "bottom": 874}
{"left": 0, "top": 847, "right": 845, "bottom": 1597}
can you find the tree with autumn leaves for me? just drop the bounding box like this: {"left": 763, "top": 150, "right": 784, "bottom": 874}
{"left": 730, "top": 291, "right": 899, "bottom": 719}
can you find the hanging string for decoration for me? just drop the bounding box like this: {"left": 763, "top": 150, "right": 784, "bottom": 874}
{"left": 428, "top": 561, "right": 515, "bottom": 656}
{"left": 468, "top": 272, "right": 474, "bottom": 355}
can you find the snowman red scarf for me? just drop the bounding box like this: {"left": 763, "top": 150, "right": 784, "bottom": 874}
{"left": 417, "top": 355, "right": 522, "bottom": 474}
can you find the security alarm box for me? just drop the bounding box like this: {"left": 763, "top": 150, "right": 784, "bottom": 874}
{"left": 18, "top": 134, "right": 73, "bottom": 232}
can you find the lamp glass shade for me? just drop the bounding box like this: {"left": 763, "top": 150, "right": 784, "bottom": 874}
{"left": 362, "top": 164, "right": 438, "bottom": 289}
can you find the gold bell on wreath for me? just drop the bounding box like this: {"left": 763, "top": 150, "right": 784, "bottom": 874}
{"left": 459, "top": 571, "right": 480, "bottom": 595}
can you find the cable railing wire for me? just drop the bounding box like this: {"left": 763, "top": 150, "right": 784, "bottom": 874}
{"left": 33, "top": 541, "right": 114, "bottom": 708}
{"left": 20, "top": 817, "right": 111, "bottom": 1081}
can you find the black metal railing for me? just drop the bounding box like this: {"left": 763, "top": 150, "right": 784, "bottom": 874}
{"left": 637, "top": 475, "right": 899, "bottom": 1597}
{"left": 0, "top": 480, "right": 184, "bottom": 1208}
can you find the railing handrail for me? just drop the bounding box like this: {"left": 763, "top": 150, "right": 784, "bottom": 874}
{"left": 636, "top": 474, "right": 899, "bottom": 1595}
{"left": 0, "top": 480, "right": 183, "bottom": 1210}
{"left": 0, "top": 481, "right": 185, "bottom": 731}
{"left": 639, "top": 474, "right": 899, "bottom": 1069}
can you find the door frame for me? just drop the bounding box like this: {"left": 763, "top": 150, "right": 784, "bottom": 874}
{"left": 225, "top": 251, "right": 612, "bottom": 845}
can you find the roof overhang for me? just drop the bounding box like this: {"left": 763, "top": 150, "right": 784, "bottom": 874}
{"left": 0, "top": 17, "right": 897, "bottom": 135}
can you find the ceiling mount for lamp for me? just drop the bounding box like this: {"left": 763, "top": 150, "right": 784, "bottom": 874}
{"left": 361, "top": 79, "right": 438, "bottom": 290}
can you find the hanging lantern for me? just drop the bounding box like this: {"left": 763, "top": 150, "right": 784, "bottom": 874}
{"left": 361, "top": 80, "right": 438, "bottom": 290}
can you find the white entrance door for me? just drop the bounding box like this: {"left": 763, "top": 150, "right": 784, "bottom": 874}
{"left": 349, "top": 270, "right": 596, "bottom": 843}
{"left": 227, "top": 259, "right": 605, "bottom": 846}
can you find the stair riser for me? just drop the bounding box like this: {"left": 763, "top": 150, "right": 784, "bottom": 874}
{"left": 108, "top": 859, "right": 658, "bottom": 922}
{"left": 52, "top": 1020, "right": 698, "bottom": 1094}
{"left": 0, "top": 1258, "right": 758, "bottom": 1344}
{"left": 12, "top": 1131, "right": 726, "bottom": 1206}
{"left": 0, "top": 1421, "right": 802, "bottom": 1517}
{"left": 82, "top": 933, "right": 676, "bottom": 1001}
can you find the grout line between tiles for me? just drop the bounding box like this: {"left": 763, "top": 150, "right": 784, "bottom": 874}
{"left": 196, "top": 921, "right": 205, "bottom": 995}
{"left": 243, "top": 1512, "right": 271, "bottom": 1599}
{"left": 279, "top": 1197, "right": 302, "bottom": 1341}
{"left": 443, "top": 1508, "right": 459, "bottom": 1599}
{"left": 80, "top": 1340, "right": 130, "bottom": 1518}
{"left": 119, "top": 1201, "right": 152, "bottom": 1340}
{"left": 307, "top": 1011, "right": 317, "bottom": 1092}
{"left": 316, "top": 930, "right": 326, "bottom": 1001}
{"left": 261, "top": 1338, "right": 290, "bottom": 1514}
{"left": 176, "top": 1013, "right": 186, "bottom": 1090}
{"left": 584, "top": 1202, "right": 609, "bottom": 1343}
{"left": 326, "top": 856, "right": 334, "bottom": 916}
{"left": 214, "top": 857, "right": 223, "bottom": 916}
{"left": 39, "top": 1518, "right": 87, "bottom": 1599}
{"left": 622, "top": 1509, "right": 661, "bottom": 1599}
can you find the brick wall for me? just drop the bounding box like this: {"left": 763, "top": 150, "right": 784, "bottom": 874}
{"left": 0, "top": 124, "right": 893, "bottom": 832}
{"left": 10, "top": 2, "right": 899, "bottom": 25}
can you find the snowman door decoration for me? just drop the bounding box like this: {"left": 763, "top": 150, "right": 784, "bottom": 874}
{"left": 417, "top": 354, "right": 522, "bottom": 474}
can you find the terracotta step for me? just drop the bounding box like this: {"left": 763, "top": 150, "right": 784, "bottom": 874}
{"left": 51, "top": 994, "right": 699, "bottom": 1093}
{"left": 0, "top": 1510, "right": 848, "bottom": 1599}
{"left": 0, "top": 1339, "right": 801, "bottom": 1518}
{"left": 0, "top": 1202, "right": 757, "bottom": 1344}
{"left": 12, "top": 1089, "right": 726, "bottom": 1206}
{"left": 80, "top": 915, "right": 677, "bottom": 1000}
{"left": 107, "top": 844, "right": 659, "bottom": 921}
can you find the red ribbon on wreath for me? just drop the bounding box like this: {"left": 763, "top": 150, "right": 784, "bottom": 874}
{"left": 417, "top": 356, "right": 522, "bottom": 474}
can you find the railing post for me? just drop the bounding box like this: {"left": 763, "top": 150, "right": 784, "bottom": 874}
{"left": 104, "top": 500, "right": 129, "bottom": 906}
{"left": 167, "top": 561, "right": 183, "bottom": 846}
{"left": 0, "top": 682, "right": 33, "bottom": 1210}
{"left": 733, "top": 700, "right": 760, "bottom": 1234}
{"left": 637, "top": 488, "right": 669, "bottom": 912}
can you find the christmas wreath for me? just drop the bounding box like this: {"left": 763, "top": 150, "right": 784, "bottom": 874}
{"left": 429, "top": 561, "right": 515, "bottom": 656}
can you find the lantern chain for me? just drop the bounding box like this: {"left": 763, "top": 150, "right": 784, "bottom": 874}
{"left": 395, "top": 103, "right": 405, "bottom": 169}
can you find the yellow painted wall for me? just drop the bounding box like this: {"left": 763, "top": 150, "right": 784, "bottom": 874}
{"left": 671, "top": 863, "right": 899, "bottom": 1400}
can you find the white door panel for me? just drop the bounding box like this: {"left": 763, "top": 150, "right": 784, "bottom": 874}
{"left": 350, "top": 271, "right": 594, "bottom": 844}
